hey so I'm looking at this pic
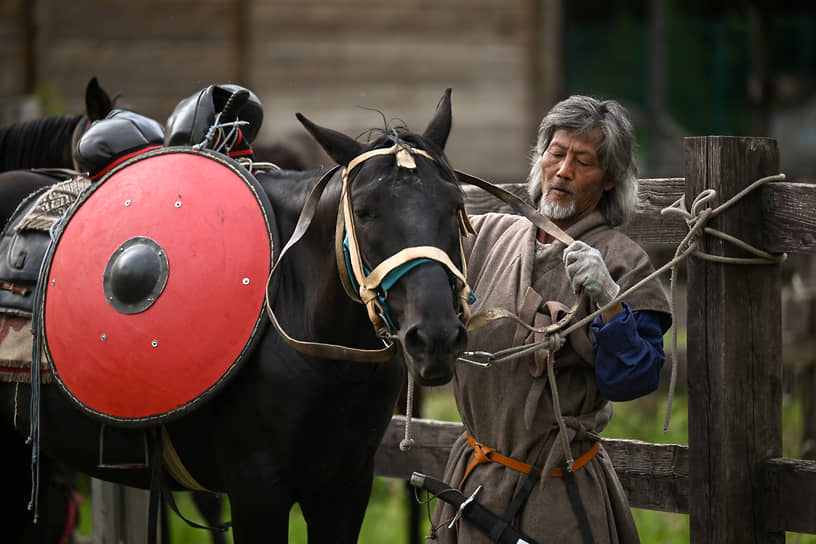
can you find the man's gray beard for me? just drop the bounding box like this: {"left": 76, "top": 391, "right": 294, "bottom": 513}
{"left": 540, "top": 196, "right": 576, "bottom": 220}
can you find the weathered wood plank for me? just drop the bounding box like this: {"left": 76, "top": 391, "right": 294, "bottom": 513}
{"left": 762, "top": 457, "right": 816, "bottom": 534}
{"left": 685, "top": 136, "right": 784, "bottom": 543}
{"left": 374, "top": 416, "right": 689, "bottom": 513}
{"left": 762, "top": 181, "right": 816, "bottom": 254}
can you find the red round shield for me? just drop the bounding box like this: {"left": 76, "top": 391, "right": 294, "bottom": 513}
{"left": 42, "top": 148, "right": 274, "bottom": 426}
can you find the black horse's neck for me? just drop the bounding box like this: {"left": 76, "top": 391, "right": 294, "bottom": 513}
{"left": 259, "top": 168, "right": 382, "bottom": 352}
{"left": 0, "top": 114, "right": 82, "bottom": 172}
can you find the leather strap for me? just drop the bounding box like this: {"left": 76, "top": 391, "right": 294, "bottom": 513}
{"left": 454, "top": 170, "right": 575, "bottom": 246}
{"left": 562, "top": 469, "right": 595, "bottom": 544}
{"left": 264, "top": 165, "right": 398, "bottom": 363}
{"left": 490, "top": 464, "right": 541, "bottom": 542}
{"left": 463, "top": 434, "right": 600, "bottom": 483}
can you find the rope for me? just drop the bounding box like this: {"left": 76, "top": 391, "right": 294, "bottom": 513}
{"left": 400, "top": 374, "right": 416, "bottom": 451}
{"left": 412, "top": 486, "right": 464, "bottom": 540}
{"left": 657, "top": 173, "right": 786, "bottom": 431}
{"left": 466, "top": 173, "right": 787, "bottom": 434}
{"left": 545, "top": 341, "right": 575, "bottom": 472}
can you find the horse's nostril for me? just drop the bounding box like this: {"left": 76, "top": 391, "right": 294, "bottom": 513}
{"left": 403, "top": 325, "right": 428, "bottom": 357}
{"left": 403, "top": 322, "right": 468, "bottom": 359}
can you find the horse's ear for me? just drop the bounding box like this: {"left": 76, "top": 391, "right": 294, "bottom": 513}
{"left": 422, "top": 88, "right": 452, "bottom": 151}
{"left": 85, "top": 77, "right": 113, "bottom": 121}
{"left": 296, "top": 113, "right": 364, "bottom": 166}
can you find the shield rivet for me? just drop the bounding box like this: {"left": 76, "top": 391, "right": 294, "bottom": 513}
{"left": 242, "top": 278, "right": 250, "bottom": 285}
{"left": 100, "top": 334, "right": 107, "bottom": 341}
{"left": 174, "top": 201, "right": 182, "bottom": 208}
{"left": 51, "top": 279, "right": 56, "bottom": 286}
{"left": 151, "top": 340, "right": 158, "bottom": 347}
{"left": 125, "top": 200, "right": 131, "bottom": 206}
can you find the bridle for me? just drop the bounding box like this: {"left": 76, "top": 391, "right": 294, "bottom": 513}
{"left": 336, "top": 143, "right": 476, "bottom": 334}
{"left": 265, "top": 141, "right": 475, "bottom": 363}
{"left": 264, "top": 137, "right": 583, "bottom": 364}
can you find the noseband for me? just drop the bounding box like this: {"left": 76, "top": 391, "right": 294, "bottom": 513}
{"left": 265, "top": 142, "right": 475, "bottom": 363}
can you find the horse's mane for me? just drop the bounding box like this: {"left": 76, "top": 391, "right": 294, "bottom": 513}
{"left": 360, "top": 122, "right": 458, "bottom": 186}
{"left": 0, "top": 114, "right": 83, "bottom": 172}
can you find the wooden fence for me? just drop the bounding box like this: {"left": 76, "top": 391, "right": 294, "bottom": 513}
{"left": 373, "top": 136, "right": 816, "bottom": 542}
{"left": 92, "top": 136, "right": 816, "bottom": 542}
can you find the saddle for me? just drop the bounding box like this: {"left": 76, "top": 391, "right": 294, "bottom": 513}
{"left": 0, "top": 174, "right": 90, "bottom": 317}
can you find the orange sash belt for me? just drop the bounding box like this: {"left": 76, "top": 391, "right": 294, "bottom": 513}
{"left": 463, "top": 434, "right": 600, "bottom": 484}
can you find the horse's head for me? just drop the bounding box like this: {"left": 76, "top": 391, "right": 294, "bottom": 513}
{"left": 297, "top": 89, "right": 469, "bottom": 386}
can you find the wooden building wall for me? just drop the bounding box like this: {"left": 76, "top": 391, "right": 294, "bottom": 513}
{"left": 0, "top": 0, "right": 564, "bottom": 182}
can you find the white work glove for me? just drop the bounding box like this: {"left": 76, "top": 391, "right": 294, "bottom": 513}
{"left": 563, "top": 240, "right": 620, "bottom": 307}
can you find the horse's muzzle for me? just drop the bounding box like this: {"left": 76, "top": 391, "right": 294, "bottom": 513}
{"left": 399, "top": 319, "right": 467, "bottom": 386}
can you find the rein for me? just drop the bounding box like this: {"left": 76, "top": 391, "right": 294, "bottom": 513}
{"left": 264, "top": 143, "right": 585, "bottom": 365}
{"left": 264, "top": 142, "right": 475, "bottom": 363}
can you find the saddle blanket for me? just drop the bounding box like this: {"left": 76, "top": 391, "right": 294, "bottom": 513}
{"left": 0, "top": 314, "right": 51, "bottom": 383}
{"left": 15, "top": 176, "right": 90, "bottom": 232}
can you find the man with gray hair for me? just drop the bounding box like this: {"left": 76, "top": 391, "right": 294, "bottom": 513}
{"left": 430, "top": 95, "right": 671, "bottom": 543}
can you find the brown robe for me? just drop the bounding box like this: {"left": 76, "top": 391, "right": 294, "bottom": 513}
{"left": 429, "top": 212, "right": 671, "bottom": 544}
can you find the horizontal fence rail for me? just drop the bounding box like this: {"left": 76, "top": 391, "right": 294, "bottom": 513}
{"left": 459, "top": 177, "right": 816, "bottom": 252}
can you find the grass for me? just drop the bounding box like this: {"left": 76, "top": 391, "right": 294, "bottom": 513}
{"left": 72, "top": 387, "right": 815, "bottom": 543}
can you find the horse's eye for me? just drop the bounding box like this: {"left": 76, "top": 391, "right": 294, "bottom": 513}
{"left": 355, "top": 208, "right": 377, "bottom": 222}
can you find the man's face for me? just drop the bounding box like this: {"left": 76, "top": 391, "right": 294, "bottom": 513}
{"left": 538, "top": 128, "right": 616, "bottom": 225}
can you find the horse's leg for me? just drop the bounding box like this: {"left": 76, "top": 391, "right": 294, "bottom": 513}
{"left": 227, "top": 470, "right": 292, "bottom": 544}
{"left": 0, "top": 419, "right": 59, "bottom": 544}
{"left": 0, "top": 421, "right": 34, "bottom": 543}
{"left": 190, "top": 490, "right": 228, "bottom": 544}
{"left": 299, "top": 464, "right": 375, "bottom": 544}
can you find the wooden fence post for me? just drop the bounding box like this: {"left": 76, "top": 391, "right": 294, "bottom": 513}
{"left": 92, "top": 479, "right": 161, "bottom": 544}
{"left": 684, "top": 136, "right": 784, "bottom": 543}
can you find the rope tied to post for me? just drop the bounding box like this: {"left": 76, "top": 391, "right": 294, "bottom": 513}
{"left": 659, "top": 172, "right": 787, "bottom": 432}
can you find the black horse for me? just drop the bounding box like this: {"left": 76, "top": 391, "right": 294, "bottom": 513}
{"left": 0, "top": 76, "right": 114, "bottom": 173}
{"left": 1, "top": 89, "right": 468, "bottom": 543}
{"left": 0, "top": 77, "right": 117, "bottom": 544}
{"left": 0, "top": 77, "right": 115, "bottom": 222}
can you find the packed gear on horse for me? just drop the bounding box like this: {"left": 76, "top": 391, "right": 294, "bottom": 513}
{"left": 73, "top": 109, "right": 165, "bottom": 180}
{"left": 164, "top": 83, "right": 263, "bottom": 160}
{"left": 7, "top": 84, "right": 269, "bottom": 543}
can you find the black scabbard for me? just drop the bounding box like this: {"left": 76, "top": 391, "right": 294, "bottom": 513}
{"left": 410, "top": 472, "right": 539, "bottom": 544}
